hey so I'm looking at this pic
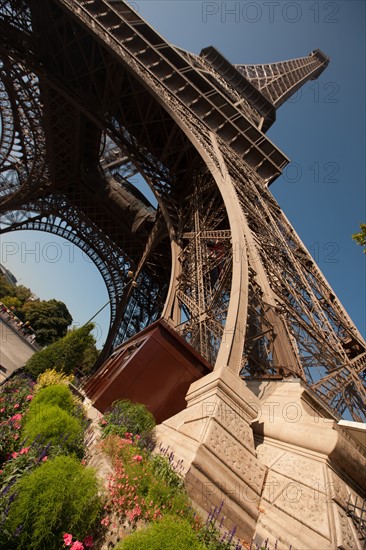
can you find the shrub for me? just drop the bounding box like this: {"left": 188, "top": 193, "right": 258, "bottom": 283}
{"left": 101, "top": 435, "right": 192, "bottom": 528}
{"left": 25, "top": 323, "right": 96, "bottom": 378}
{"left": 28, "top": 384, "right": 76, "bottom": 415}
{"left": 0, "top": 373, "right": 35, "bottom": 463}
{"left": 115, "top": 514, "right": 207, "bottom": 550}
{"left": 151, "top": 454, "right": 184, "bottom": 490}
{"left": 34, "top": 368, "right": 74, "bottom": 393}
{"left": 4, "top": 455, "right": 102, "bottom": 549}
{"left": 21, "top": 404, "right": 84, "bottom": 457}
{"left": 101, "top": 399, "right": 155, "bottom": 440}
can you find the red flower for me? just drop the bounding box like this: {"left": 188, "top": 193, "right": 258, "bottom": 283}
{"left": 13, "top": 404, "right": 20, "bottom": 409}
{"left": 20, "top": 447, "right": 30, "bottom": 455}
{"left": 41, "top": 456, "right": 48, "bottom": 462}
{"left": 11, "top": 413, "right": 22, "bottom": 421}
{"left": 70, "top": 542, "right": 84, "bottom": 550}
{"left": 63, "top": 533, "right": 73, "bottom": 546}
{"left": 26, "top": 394, "right": 33, "bottom": 400}
{"left": 11, "top": 452, "right": 19, "bottom": 459}
{"left": 132, "top": 455, "right": 143, "bottom": 462}
{"left": 83, "top": 535, "right": 93, "bottom": 548}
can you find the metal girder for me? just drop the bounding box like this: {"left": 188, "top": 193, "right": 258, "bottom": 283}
{"left": 236, "top": 49, "right": 329, "bottom": 108}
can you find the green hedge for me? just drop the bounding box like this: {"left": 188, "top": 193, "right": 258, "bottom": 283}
{"left": 28, "top": 384, "right": 76, "bottom": 415}
{"left": 4, "top": 455, "right": 101, "bottom": 549}
{"left": 24, "top": 323, "right": 95, "bottom": 377}
{"left": 21, "top": 404, "right": 84, "bottom": 457}
{"left": 115, "top": 515, "right": 207, "bottom": 550}
{"left": 102, "top": 399, "right": 155, "bottom": 439}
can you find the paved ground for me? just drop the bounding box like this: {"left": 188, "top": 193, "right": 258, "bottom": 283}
{"left": 0, "top": 318, "right": 36, "bottom": 382}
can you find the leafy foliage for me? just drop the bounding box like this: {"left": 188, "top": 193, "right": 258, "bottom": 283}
{"left": 28, "top": 384, "right": 77, "bottom": 415}
{"left": 3, "top": 455, "right": 102, "bottom": 549}
{"left": 101, "top": 399, "right": 156, "bottom": 442}
{"left": 21, "top": 299, "right": 73, "bottom": 345}
{"left": 0, "top": 373, "right": 35, "bottom": 463}
{"left": 352, "top": 223, "right": 366, "bottom": 253}
{"left": 0, "top": 295, "right": 22, "bottom": 311}
{"left": 101, "top": 434, "right": 192, "bottom": 529}
{"left": 151, "top": 454, "right": 185, "bottom": 490}
{"left": 21, "top": 404, "right": 84, "bottom": 457}
{"left": 0, "top": 275, "right": 32, "bottom": 319}
{"left": 115, "top": 514, "right": 207, "bottom": 550}
{"left": 77, "top": 341, "right": 100, "bottom": 377}
{"left": 34, "top": 368, "right": 74, "bottom": 393}
{"left": 24, "top": 323, "right": 96, "bottom": 378}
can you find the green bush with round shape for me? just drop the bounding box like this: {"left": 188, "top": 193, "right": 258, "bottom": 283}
{"left": 28, "top": 384, "right": 76, "bottom": 415}
{"left": 115, "top": 514, "right": 207, "bottom": 550}
{"left": 102, "top": 399, "right": 155, "bottom": 439}
{"left": 4, "top": 455, "right": 102, "bottom": 549}
{"left": 21, "top": 404, "right": 84, "bottom": 457}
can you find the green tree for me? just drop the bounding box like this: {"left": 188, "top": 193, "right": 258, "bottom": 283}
{"left": 0, "top": 295, "right": 22, "bottom": 311}
{"left": 25, "top": 323, "right": 97, "bottom": 378}
{"left": 0, "top": 276, "right": 33, "bottom": 319}
{"left": 78, "top": 341, "right": 100, "bottom": 376}
{"left": 21, "top": 299, "right": 73, "bottom": 346}
{"left": 352, "top": 223, "right": 366, "bottom": 253}
{"left": 0, "top": 275, "right": 16, "bottom": 300}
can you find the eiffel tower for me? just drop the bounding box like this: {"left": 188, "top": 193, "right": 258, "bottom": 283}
{"left": 0, "top": 0, "right": 365, "bottom": 422}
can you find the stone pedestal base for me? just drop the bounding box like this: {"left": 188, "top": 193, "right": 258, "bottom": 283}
{"left": 156, "top": 375, "right": 366, "bottom": 549}
{"left": 247, "top": 380, "right": 366, "bottom": 550}
{"left": 155, "top": 366, "right": 267, "bottom": 541}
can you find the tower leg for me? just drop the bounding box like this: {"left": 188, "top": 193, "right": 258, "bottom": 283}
{"left": 155, "top": 367, "right": 267, "bottom": 541}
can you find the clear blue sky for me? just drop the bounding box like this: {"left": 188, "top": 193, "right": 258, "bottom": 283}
{"left": 0, "top": 0, "right": 365, "bottom": 348}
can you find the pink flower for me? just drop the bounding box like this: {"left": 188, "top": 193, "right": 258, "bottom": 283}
{"left": 11, "top": 413, "right": 22, "bottom": 421}
{"left": 70, "top": 542, "right": 84, "bottom": 550}
{"left": 42, "top": 456, "right": 48, "bottom": 462}
{"left": 20, "top": 447, "right": 30, "bottom": 455}
{"left": 13, "top": 404, "right": 20, "bottom": 409}
{"left": 83, "top": 535, "right": 93, "bottom": 548}
{"left": 101, "top": 516, "right": 110, "bottom": 526}
{"left": 132, "top": 455, "right": 143, "bottom": 462}
{"left": 11, "top": 452, "right": 18, "bottom": 459}
{"left": 63, "top": 533, "right": 73, "bottom": 546}
{"left": 26, "top": 395, "right": 33, "bottom": 401}
{"left": 0, "top": 408, "right": 5, "bottom": 413}
{"left": 101, "top": 419, "right": 107, "bottom": 425}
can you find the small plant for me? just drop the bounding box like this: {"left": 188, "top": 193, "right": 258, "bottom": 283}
{"left": 197, "top": 503, "right": 242, "bottom": 549}
{"left": 34, "top": 368, "right": 74, "bottom": 393}
{"left": 28, "top": 384, "right": 77, "bottom": 415}
{"left": 151, "top": 454, "right": 184, "bottom": 490}
{"left": 101, "top": 434, "right": 193, "bottom": 531}
{"left": 3, "top": 455, "right": 102, "bottom": 549}
{"left": 114, "top": 514, "right": 207, "bottom": 550}
{"left": 21, "top": 404, "right": 84, "bottom": 457}
{"left": 0, "top": 373, "right": 35, "bottom": 464}
{"left": 100, "top": 399, "right": 155, "bottom": 439}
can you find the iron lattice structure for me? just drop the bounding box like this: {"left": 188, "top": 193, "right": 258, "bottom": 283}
{"left": 0, "top": 0, "right": 365, "bottom": 421}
